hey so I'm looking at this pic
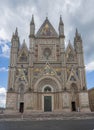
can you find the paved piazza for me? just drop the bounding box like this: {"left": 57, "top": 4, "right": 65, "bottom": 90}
{"left": 0, "top": 119, "right": 94, "bottom": 130}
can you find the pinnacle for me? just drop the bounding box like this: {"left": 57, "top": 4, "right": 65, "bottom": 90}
{"left": 59, "top": 15, "right": 64, "bottom": 25}
{"left": 75, "top": 28, "right": 82, "bottom": 41}
{"left": 30, "top": 15, "right": 34, "bottom": 25}
{"left": 75, "top": 28, "right": 79, "bottom": 36}
{"left": 15, "top": 27, "right": 18, "bottom": 36}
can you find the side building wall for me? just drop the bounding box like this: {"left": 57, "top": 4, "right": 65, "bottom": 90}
{"left": 88, "top": 88, "right": 94, "bottom": 111}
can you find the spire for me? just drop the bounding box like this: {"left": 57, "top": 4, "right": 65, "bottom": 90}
{"left": 11, "top": 28, "right": 19, "bottom": 42}
{"left": 59, "top": 15, "right": 64, "bottom": 25}
{"left": 75, "top": 28, "right": 79, "bottom": 37}
{"left": 29, "top": 15, "right": 35, "bottom": 37}
{"left": 15, "top": 27, "right": 18, "bottom": 36}
{"left": 30, "top": 15, "right": 34, "bottom": 25}
{"left": 74, "top": 28, "right": 83, "bottom": 53}
{"left": 11, "top": 28, "right": 20, "bottom": 48}
{"left": 74, "top": 28, "right": 82, "bottom": 41}
{"left": 59, "top": 15, "right": 64, "bottom": 37}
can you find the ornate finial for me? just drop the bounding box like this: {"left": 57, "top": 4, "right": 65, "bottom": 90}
{"left": 46, "top": 12, "right": 48, "bottom": 20}
{"left": 46, "top": 16, "right": 48, "bottom": 20}
{"left": 15, "top": 27, "right": 18, "bottom": 36}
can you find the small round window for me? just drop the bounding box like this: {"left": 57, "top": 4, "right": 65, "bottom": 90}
{"left": 43, "top": 48, "right": 51, "bottom": 59}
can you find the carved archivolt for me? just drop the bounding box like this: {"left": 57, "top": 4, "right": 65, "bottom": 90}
{"left": 34, "top": 76, "right": 62, "bottom": 92}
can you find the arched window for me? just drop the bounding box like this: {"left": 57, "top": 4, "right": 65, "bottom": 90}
{"left": 44, "top": 86, "right": 51, "bottom": 92}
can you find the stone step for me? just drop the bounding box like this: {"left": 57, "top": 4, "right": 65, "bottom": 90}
{"left": 0, "top": 112, "right": 94, "bottom": 120}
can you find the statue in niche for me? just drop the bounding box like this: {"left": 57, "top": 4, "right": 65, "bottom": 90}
{"left": 43, "top": 48, "right": 51, "bottom": 60}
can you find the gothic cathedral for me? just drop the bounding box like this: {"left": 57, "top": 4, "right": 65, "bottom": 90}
{"left": 6, "top": 16, "right": 90, "bottom": 113}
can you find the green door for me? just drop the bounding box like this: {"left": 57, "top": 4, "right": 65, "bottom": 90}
{"left": 44, "top": 96, "right": 52, "bottom": 112}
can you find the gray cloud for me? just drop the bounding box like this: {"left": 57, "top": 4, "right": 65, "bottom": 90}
{"left": 0, "top": 0, "right": 94, "bottom": 65}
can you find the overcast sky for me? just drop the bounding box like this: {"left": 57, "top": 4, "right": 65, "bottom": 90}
{"left": 0, "top": 0, "right": 94, "bottom": 64}
{"left": 0, "top": 0, "right": 94, "bottom": 107}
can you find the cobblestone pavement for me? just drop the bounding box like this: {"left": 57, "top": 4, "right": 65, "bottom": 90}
{"left": 0, "top": 119, "right": 94, "bottom": 130}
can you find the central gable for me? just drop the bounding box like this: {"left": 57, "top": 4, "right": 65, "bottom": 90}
{"left": 36, "top": 17, "right": 58, "bottom": 38}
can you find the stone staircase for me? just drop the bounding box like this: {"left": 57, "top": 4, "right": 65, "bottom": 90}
{"left": 0, "top": 112, "right": 94, "bottom": 121}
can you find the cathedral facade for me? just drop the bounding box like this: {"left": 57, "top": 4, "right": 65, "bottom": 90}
{"left": 6, "top": 16, "right": 90, "bottom": 113}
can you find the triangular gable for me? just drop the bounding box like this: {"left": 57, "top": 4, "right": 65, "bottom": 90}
{"left": 66, "top": 43, "right": 77, "bottom": 62}
{"left": 21, "top": 42, "right": 28, "bottom": 50}
{"left": 18, "top": 43, "right": 28, "bottom": 62}
{"left": 36, "top": 18, "right": 58, "bottom": 38}
{"left": 67, "top": 67, "right": 79, "bottom": 82}
{"left": 66, "top": 43, "right": 74, "bottom": 54}
{"left": 18, "top": 42, "right": 28, "bottom": 58}
{"left": 40, "top": 62, "right": 57, "bottom": 76}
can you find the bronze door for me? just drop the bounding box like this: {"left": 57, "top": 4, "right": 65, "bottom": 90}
{"left": 44, "top": 96, "right": 52, "bottom": 112}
